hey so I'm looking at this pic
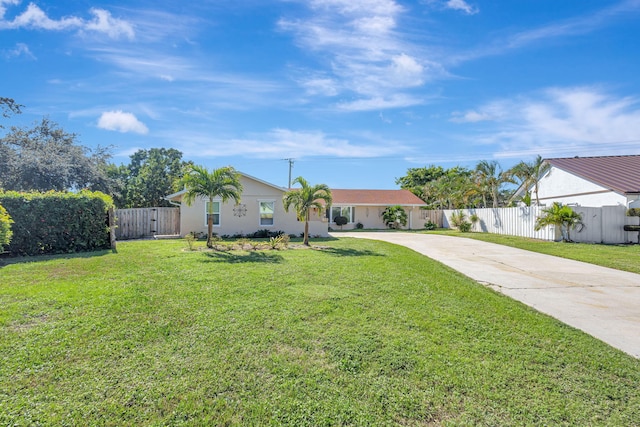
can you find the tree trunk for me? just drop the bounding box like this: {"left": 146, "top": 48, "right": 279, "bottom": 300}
{"left": 303, "top": 212, "right": 310, "bottom": 246}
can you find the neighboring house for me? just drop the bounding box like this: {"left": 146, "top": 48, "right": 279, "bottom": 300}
{"left": 164, "top": 172, "right": 327, "bottom": 238}
{"left": 327, "top": 189, "right": 427, "bottom": 230}
{"left": 515, "top": 155, "right": 640, "bottom": 207}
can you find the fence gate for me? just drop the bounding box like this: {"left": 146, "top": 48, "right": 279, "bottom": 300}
{"left": 115, "top": 207, "right": 180, "bottom": 240}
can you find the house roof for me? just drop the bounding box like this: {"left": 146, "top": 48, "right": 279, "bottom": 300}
{"left": 545, "top": 155, "right": 640, "bottom": 195}
{"left": 165, "top": 171, "right": 286, "bottom": 201}
{"left": 330, "top": 189, "right": 426, "bottom": 206}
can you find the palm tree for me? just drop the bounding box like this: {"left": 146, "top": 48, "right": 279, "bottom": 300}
{"left": 283, "top": 176, "right": 332, "bottom": 246}
{"left": 474, "top": 160, "right": 513, "bottom": 208}
{"left": 535, "top": 202, "right": 583, "bottom": 242}
{"left": 181, "top": 165, "right": 243, "bottom": 248}
{"left": 510, "top": 155, "right": 550, "bottom": 205}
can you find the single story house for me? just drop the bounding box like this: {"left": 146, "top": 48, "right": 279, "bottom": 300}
{"left": 515, "top": 155, "right": 640, "bottom": 207}
{"left": 165, "top": 173, "right": 429, "bottom": 237}
{"left": 165, "top": 172, "right": 327, "bottom": 238}
{"left": 327, "top": 189, "right": 427, "bottom": 230}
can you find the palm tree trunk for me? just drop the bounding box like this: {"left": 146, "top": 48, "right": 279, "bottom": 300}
{"left": 207, "top": 196, "right": 213, "bottom": 248}
{"left": 303, "top": 212, "right": 310, "bottom": 246}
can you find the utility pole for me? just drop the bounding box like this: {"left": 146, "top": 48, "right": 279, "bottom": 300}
{"left": 283, "top": 158, "right": 294, "bottom": 188}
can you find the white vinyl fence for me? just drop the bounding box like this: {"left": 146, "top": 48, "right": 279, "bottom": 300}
{"left": 435, "top": 206, "right": 638, "bottom": 244}
{"left": 115, "top": 207, "right": 180, "bottom": 240}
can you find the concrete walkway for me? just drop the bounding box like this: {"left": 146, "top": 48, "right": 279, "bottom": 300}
{"left": 333, "top": 232, "right": 640, "bottom": 358}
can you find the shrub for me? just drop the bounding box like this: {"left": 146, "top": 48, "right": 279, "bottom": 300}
{"left": 355, "top": 221, "right": 364, "bottom": 229}
{"left": 382, "top": 205, "right": 407, "bottom": 229}
{"left": 424, "top": 220, "right": 437, "bottom": 231}
{"left": 184, "top": 233, "right": 197, "bottom": 251}
{"left": 450, "top": 210, "right": 472, "bottom": 232}
{"left": 253, "top": 229, "right": 270, "bottom": 238}
{"left": 627, "top": 208, "right": 640, "bottom": 217}
{"left": 334, "top": 216, "right": 348, "bottom": 229}
{"left": 0, "top": 190, "right": 114, "bottom": 256}
{"left": 0, "top": 203, "right": 13, "bottom": 252}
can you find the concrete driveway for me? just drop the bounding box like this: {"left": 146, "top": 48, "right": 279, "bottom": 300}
{"left": 333, "top": 232, "right": 640, "bottom": 358}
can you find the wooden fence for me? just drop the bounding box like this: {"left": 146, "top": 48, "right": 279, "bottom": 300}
{"left": 115, "top": 207, "right": 180, "bottom": 240}
{"left": 428, "top": 205, "right": 638, "bottom": 244}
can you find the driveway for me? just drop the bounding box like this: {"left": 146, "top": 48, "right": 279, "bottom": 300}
{"left": 333, "top": 232, "right": 640, "bottom": 358}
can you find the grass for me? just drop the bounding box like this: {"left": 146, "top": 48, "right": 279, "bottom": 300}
{"left": 427, "top": 229, "right": 640, "bottom": 275}
{"left": 1, "top": 238, "right": 639, "bottom": 426}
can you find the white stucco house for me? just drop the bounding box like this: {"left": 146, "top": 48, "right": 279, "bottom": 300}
{"left": 165, "top": 172, "right": 327, "bottom": 238}
{"left": 515, "top": 155, "right": 640, "bottom": 207}
{"left": 327, "top": 189, "right": 427, "bottom": 230}
{"left": 164, "top": 173, "right": 429, "bottom": 237}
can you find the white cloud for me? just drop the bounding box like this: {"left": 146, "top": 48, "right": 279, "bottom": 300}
{"left": 97, "top": 110, "right": 148, "bottom": 134}
{"left": 452, "top": 87, "right": 640, "bottom": 158}
{"left": 3, "top": 42, "right": 35, "bottom": 59}
{"left": 279, "top": 0, "right": 443, "bottom": 110}
{"left": 168, "top": 128, "right": 405, "bottom": 159}
{"left": 445, "top": 0, "right": 478, "bottom": 15}
{"left": 0, "top": 3, "right": 134, "bottom": 39}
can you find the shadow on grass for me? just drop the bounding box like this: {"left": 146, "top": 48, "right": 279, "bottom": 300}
{"left": 317, "top": 247, "right": 385, "bottom": 257}
{"left": 201, "top": 251, "right": 284, "bottom": 264}
{"left": 0, "top": 249, "right": 113, "bottom": 268}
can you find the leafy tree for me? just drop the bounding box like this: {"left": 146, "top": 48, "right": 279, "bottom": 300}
{"left": 334, "top": 215, "right": 348, "bottom": 229}
{"left": 535, "top": 202, "right": 583, "bottom": 242}
{"left": 0, "top": 117, "right": 112, "bottom": 192}
{"left": 395, "top": 165, "right": 446, "bottom": 200}
{"left": 422, "top": 167, "right": 475, "bottom": 209}
{"left": 113, "top": 148, "right": 191, "bottom": 208}
{"left": 181, "top": 165, "right": 243, "bottom": 248}
{"left": 1, "top": 97, "right": 22, "bottom": 128}
{"left": 382, "top": 205, "right": 408, "bottom": 229}
{"left": 509, "top": 155, "right": 550, "bottom": 206}
{"left": 283, "top": 176, "right": 332, "bottom": 246}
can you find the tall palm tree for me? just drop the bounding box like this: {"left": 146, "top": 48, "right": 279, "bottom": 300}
{"left": 509, "top": 155, "right": 550, "bottom": 206}
{"left": 474, "top": 160, "right": 513, "bottom": 208}
{"left": 182, "top": 165, "right": 243, "bottom": 248}
{"left": 283, "top": 176, "right": 332, "bottom": 246}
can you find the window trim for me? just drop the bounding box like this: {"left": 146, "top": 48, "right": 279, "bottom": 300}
{"left": 204, "top": 200, "right": 221, "bottom": 227}
{"left": 329, "top": 206, "right": 355, "bottom": 224}
{"left": 258, "top": 199, "right": 275, "bottom": 227}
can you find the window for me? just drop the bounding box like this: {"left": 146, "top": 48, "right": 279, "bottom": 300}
{"left": 330, "top": 206, "right": 354, "bottom": 223}
{"left": 259, "top": 201, "right": 274, "bottom": 226}
{"left": 204, "top": 201, "right": 220, "bottom": 226}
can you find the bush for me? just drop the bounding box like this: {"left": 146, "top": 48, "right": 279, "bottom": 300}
{"left": 334, "top": 216, "right": 348, "bottom": 229}
{"left": 382, "top": 205, "right": 407, "bottom": 229}
{"left": 0, "top": 203, "right": 13, "bottom": 252}
{"left": 424, "top": 220, "right": 437, "bottom": 230}
{"left": 450, "top": 210, "right": 472, "bottom": 232}
{"left": 0, "top": 190, "right": 114, "bottom": 256}
{"left": 355, "top": 221, "right": 364, "bottom": 229}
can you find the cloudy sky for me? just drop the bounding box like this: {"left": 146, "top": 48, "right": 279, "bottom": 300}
{"left": 2, "top": 0, "right": 639, "bottom": 189}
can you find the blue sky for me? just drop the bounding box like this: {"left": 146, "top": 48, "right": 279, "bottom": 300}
{"left": 2, "top": 0, "right": 640, "bottom": 189}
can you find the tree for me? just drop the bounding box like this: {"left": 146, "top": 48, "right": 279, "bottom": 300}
{"left": 181, "top": 165, "right": 243, "bottom": 248}
{"left": 395, "top": 166, "right": 446, "bottom": 200}
{"left": 473, "top": 160, "right": 514, "bottom": 208}
{"left": 382, "top": 205, "right": 407, "bottom": 229}
{"left": 113, "top": 148, "right": 191, "bottom": 208}
{"left": 1, "top": 97, "right": 22, "bottom": 128}
{"left": 535, "top": 202, "right": 583, "bottom": 242}
{"left": 0, "top": 117, "right": 113, "bottom": 191}
{"left": 283, "top": 176, "right": 332, "bottom": 246}
{"left": 509, "top": 155, "right": 550, "bottom": 206}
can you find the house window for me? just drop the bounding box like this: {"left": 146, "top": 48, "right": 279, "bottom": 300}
{"left": 204, "top": 201, "right": 221, "bottom": 226}
{"left": 259, "top": 201, "right": 274, "bottom": 226}
{"left": 330, "top": 206, "right": 354, "bottom": 223}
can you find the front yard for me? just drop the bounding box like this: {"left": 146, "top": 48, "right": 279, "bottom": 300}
{"left": 1, "top": 238, "right": 638, "bottom": 425}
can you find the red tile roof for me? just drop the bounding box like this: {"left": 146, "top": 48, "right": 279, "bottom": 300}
{"left": 330, "top": 189, "right": 426, "bottom": 206}
{"left": 546, "top": 155, "right": 640, "bottom": 195}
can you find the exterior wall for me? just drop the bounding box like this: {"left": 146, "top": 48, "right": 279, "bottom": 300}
{"left": 177, "top": 176, "right": 328, "bottom": 237}
{"left": 536, "top": 167, "right": 627, "bottom": 207}
{"left": 329, "top": 205, "right": 425, "bottom": 230}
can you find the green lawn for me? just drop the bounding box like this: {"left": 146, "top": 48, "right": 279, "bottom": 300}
{"left": 428, "top": 230, "right": 640, "bottom": 275}
{"left": 1, "top": 239, "right": 638, "bottom": 426}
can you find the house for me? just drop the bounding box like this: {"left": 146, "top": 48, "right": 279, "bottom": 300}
{"left": 164, "top": 172, "right": 327, "bottom": 238}
{"left": 164, "top": 172, "right": 429, "bottom": 237}
{"left": 327, "top": 189, "right": 427, "bottom": 230}
{"left": 516, "top": 155, "right": 640, "bottom": 207}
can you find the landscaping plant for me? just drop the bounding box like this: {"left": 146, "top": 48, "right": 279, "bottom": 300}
{"left": 535, "top": 202, "right": 583, "bottom": 242}
{"left": 381, "top": 205, "right": 407, "bottom": 229}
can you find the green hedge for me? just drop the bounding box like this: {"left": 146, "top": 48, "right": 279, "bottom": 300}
{"left": 0, "top": 203, "right": 12, "bottom": 252}
{"left": 0, "top": 191, "right": 114, "bottom": 256}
